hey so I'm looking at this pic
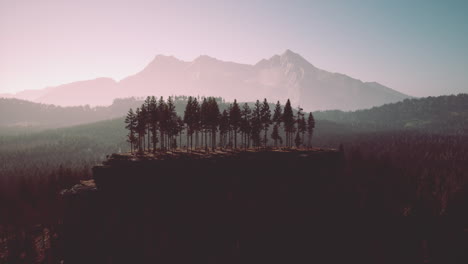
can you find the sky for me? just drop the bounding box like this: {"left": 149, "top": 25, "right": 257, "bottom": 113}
{"left": 1, "top": 0, "right": 467, "bottom": 97}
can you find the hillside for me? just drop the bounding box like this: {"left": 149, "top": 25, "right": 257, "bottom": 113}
{"left": 0, "top": 97, "right": 195, "bottom": 133}
{"left": 2, "top": 50, "right": 409, "bottom": 110}
{"left": 315, "top": 93, "right": 468, "bottom": 134}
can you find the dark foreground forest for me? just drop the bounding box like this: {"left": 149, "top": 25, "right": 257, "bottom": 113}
{"left": 0, "top": 94, "right": 467, "bottom": 263}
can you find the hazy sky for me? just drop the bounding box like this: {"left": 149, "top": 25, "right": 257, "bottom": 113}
{"left": 1, "top": 0, "right": 467, "bottom": 97}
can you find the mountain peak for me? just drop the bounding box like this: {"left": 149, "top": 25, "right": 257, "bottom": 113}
{"left": 280, "top": 49, "right": 311, "bottom": 65}
{"left": 152, "top": 54, "right": 180, "bottom": 62}
{"left": 281, "top": 49, "right": 296, "bottom": 56}
{"left": 194, "top": 55, "right": 219, "bottom": 63}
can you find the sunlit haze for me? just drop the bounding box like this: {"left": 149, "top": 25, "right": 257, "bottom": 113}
{"left": 1, "top": 0, "right": 468, "bottom": 97}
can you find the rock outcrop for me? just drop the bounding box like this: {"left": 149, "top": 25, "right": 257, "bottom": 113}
{"left": 62, "top": 149, "right": 345, "bottom": 263}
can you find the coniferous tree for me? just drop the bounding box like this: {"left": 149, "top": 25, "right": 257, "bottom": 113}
{"left": 166, "top": 96, "right": 178, "bottom": 150}
{"left": 200, "top": 98, "right": 209, "bottom": 151}
{"left": 140, "top": 104, "right": 149, "bottom": 151}
{"left": 260, "top": 98, "right": 271, "bottom": 147}
{"left": 192, "top": 98, "right": 201, "bottom": 149}
{"left": 251, "top": 100, "right": 262, "bottom": 148}
{"left": 307, "top": 112, "right": 315, "bottom": 148}
{"left": 177, "top": 116, "right": 184, "bottom": 149}
{"left": 208, "top": 97, "right": 220, "bottom": 150}
{"left": 149, "top": 96, "right": 159, "bottom": 152}
{"left": 272, "top": 101, "right": 283, "bottom": 147}
{"left": 135, "top": 107, "right": 147, "bottom": 153}
{"left": 229, "top": 99, "right": 242, "bottom": 149}
{"left": 219, "top": 109, "right": 230, "bottom": 149}
{"left": 271, "top": 124, "right": 282, "bottom": 148}
{"left": 294, "top": 131, "right": 301, "bottom": 148}
{"left": 283, "top": 99, "right": 295, "bottom": 147}
{"left": 144, "top": 96, "right": 152, "bottom": 150}
{"left": 124, "top": 108, "right": 137, "bottom": 153}
{"left": 184, "top": 96, "right": 194, "bottom": 151}
{"left": 240, "top": 103, "right": 252, "bottom": 149}
{"left": 297, "top": 107, "right": 306, "bottom": 148}
{"left": 157, "top": 97, "right": 168, "bottom": 150}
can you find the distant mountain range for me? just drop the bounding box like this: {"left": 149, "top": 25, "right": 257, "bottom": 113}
{"left": 0, "top": 50, "right": 410, "bottom": 110}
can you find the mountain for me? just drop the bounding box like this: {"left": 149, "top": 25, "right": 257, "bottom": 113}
{"left": 1, "top": 50, "right": 410, "bottom": 110}
{"left": 315, "top": 93, "right": 468, "bottom": 135}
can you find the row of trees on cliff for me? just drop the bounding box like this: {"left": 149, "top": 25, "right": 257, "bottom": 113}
{"left": 124, "top": 96, "right": 315, "bottom": 153}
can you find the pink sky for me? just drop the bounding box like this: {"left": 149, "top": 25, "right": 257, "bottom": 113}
{"left": 1, "top": 0, "right": 467, "bottom": 97}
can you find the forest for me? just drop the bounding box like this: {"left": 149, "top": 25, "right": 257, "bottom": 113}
{"left": 123, "top": 96, "right": 314, "bottom": 152}
{"left": 0, "top": 94, "right": 467, "bottom": 263}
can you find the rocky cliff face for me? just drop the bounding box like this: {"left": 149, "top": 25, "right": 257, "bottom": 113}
{"left": 62, "top": 149, "right": 346, "bottom": 263}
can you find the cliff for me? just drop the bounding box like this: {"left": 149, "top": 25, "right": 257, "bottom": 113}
{"left": 62, "top": 149, "right": 345, "bottom": 263}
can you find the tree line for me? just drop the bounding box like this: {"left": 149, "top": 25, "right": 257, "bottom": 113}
{"left": 124, "top": 96, "right": 315, "bottom": 153}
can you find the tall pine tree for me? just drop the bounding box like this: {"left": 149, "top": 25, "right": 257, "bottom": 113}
{"left": 229, "top": 99, "right": 241, "bottom": 149}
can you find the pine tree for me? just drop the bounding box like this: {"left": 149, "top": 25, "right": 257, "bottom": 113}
{"left": 200, "top": 98, "right": 209, "bottom": 151}
{"left": 240, "top": 103, "right": 252, "bottom": 149}
{"left": 294, "top": 131, "right": 301, "bottom": 148}
{"left": 297, "top": 107, "right": 306, "bottom": 148}
{"left": 124, "top": 108, "right": 137, "bottom": 153}
{"left": 307, "top": 112, "right": 315, "bottom": 148}
{"left": 206, "top": 97, "right": 220, "bottom": 150}
{"left": 149, "top": 96, "right": 159, "bottom": 152}
{"left": 251, "top": 100, "right": 262, "bottom": 148}
{"left": 157, "top": 97, "right": 168, "bottom": 150}
{"left": 260, "top": 98, "right": 271, "bottom": 147}
{"left": 177, "top": 116, "right": 184, "bottom": 150}
{"left": 271, "top": 124, "right": 282, "bottom": 148}
{"left": 219, "top": 109, "right": 230, "bottom": 149}
{"left": 192, "top": 98, "right": 201, "bottom": 149}
{"left": 229, "top": 99, "right": 241, "bottom": 149}
{"left": 166, "top": 96, "right": 178, "bottom": 150}
{"left": 271, "top": 101, "right": 282, "bottom": 147}
{"left": 144, "top": 96, "right": 152, "bottom": 150}
{"left": 283, "top": 99, "right": 295, "bottom": 147}
{"left": 135, "top": 107, "right": 147, "bottom": 153}
{"left": 184, "top": 96, "right": 194, "bottom": 151}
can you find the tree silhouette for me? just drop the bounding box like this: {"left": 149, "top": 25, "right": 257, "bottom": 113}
{"left": 294, "top": 131, "right": 301, "bottom": 148}
{"left": 166, "top": 96, "right": 178, "bottom": 150}
{"left": 200, "top": 98, "right": 209, "bottom": 150}
{"left": 272, "top": 101, "right": 283, "bottom": 147}
{"left": 177, "top": 116, "right": 184, "bottom": 149}
{"left": 157, "top": 97, "right": 168, "bottom": 150}
{"left": 124, "top": 108, "right": 137, "bottom": 153}
{"left": 123, "top": 96, "right": 301, "bottom": 152}
{"left": 149, "top": 96, "right": 159, "bottom": 152}
{"left": 184, "top": 96, "right": 195, "bottom": 151}
{"left": 191, "top": 98, "right": 201, "bottom": 149}
{"left": 307, "top": 112, "right": 315, "bottom": 148}
{"left": 251, "top": 100, "right": 262, "bottom": 148}
{"left": 297, "top": 107, "right": 306, "bottom": 148}
{"left": 240, "top": 103, "right": 252, "bottom": 149}
{"left": 229, "top": 100, "right": 242, "bottom": 149}
{"left": 219, "top": 109, "right": 230, "bottom": 149}
{"left": 283, "top": 99, "right": 295, "bottom": 148}
{"left": 135, "top": 107, "right": 146, "bottom": 153}
{"left": 271, "top": 124, "right": 282, "bottom": 148}
{"left": 206, "top": 97, "right": 220, "bottom": 151}
{"left": 144, "top": 96, "right": 152, "bottom": 150}
{"left": 260, "top": 98, "right": 272, "bottom": 147}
